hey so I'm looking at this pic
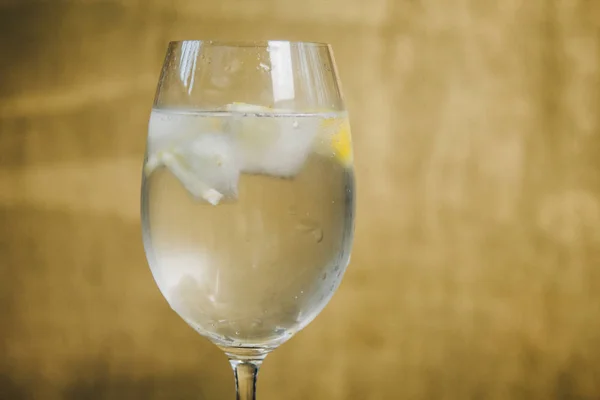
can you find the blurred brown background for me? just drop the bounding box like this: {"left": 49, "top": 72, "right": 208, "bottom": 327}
{"left": 1, "top": 0, "right": 600, "bottom": 399}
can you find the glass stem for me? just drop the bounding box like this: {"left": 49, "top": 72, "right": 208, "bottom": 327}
{"left": 230, "top": 359, "right": 262, "bottom": 400}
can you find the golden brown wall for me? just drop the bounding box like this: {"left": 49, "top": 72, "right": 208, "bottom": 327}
{"left": 1, "top": 0, "right": 600, "bottom": 399}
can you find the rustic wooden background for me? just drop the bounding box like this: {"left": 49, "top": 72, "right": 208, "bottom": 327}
{"left": 1, "top": 0, "right": 600, "bottom": 399}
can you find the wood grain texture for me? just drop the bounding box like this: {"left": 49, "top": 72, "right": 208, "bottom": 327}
{"left": 1, "top": 0, "right": 599, "bottom": 399}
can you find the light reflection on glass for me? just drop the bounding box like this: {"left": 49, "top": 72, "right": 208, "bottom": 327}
{"left": 268, "top": 41, "right": 295, "bottom": 104}
{"left": 179, "top": 41, "right": 201, "bottom": 94}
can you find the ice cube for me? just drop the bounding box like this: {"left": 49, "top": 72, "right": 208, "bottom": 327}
{"left": 145, "top": 139, "right": 239, "bottom": 206}
{"left": 225, "top": 103, "right": 319, "bottom": 178}
{"left": 146, "top": 110, "right": 239, "bottom": 205}
{"left": 147, "top": 109, "right": 223, "bottom": 155}
{"left": 148, "top": 110, "right": 192, "bottom": 155}
{"left": 178, "top": 133, "right": 240, "bottom": 201}
{"left": 161, "top": 152, "right": 224, "bottom": 205}
{"left": 149, "top": 133, "right": 239, "bottom": 205}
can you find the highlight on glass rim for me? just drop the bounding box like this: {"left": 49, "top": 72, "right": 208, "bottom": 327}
{"left": 140, "top": 40, "right": 355, "bottom": 400}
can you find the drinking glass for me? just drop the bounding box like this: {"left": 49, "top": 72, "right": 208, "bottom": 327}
{"left": 141, "top": 40, "right": 355, "bottom": 400}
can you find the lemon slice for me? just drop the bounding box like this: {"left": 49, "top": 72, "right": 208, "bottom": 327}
{"left": 330, "top": 118, "right": 353, "bottom": 167}
{"left": 317, "top": 116, "right": 353, "bottom": 167}
{"left": 226, "top": 102, "right": 274, "bottom": 112}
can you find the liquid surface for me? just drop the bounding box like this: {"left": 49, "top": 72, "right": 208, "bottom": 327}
{"left": 141, "top": 108, "right": 354, "bottom": 349}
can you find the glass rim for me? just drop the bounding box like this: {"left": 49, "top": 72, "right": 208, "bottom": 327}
{"left": 167, "top": 40, "right": 331, "bottom": 48}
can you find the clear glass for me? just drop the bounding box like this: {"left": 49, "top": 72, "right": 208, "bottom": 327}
{"left": 140, "top": 40, "right": 355, "bottom": 400}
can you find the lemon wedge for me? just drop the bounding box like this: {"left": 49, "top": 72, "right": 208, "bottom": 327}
{"left": 317, "top": 116, "right": 353, "bottom": 167}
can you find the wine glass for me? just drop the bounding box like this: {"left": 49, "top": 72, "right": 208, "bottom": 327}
{"left": 141, "top": 40, "right": 355, "bottom": 400}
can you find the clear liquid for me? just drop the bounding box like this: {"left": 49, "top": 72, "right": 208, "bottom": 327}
{"left": 141, "top": 109, "right": 354, "bottom": 349}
